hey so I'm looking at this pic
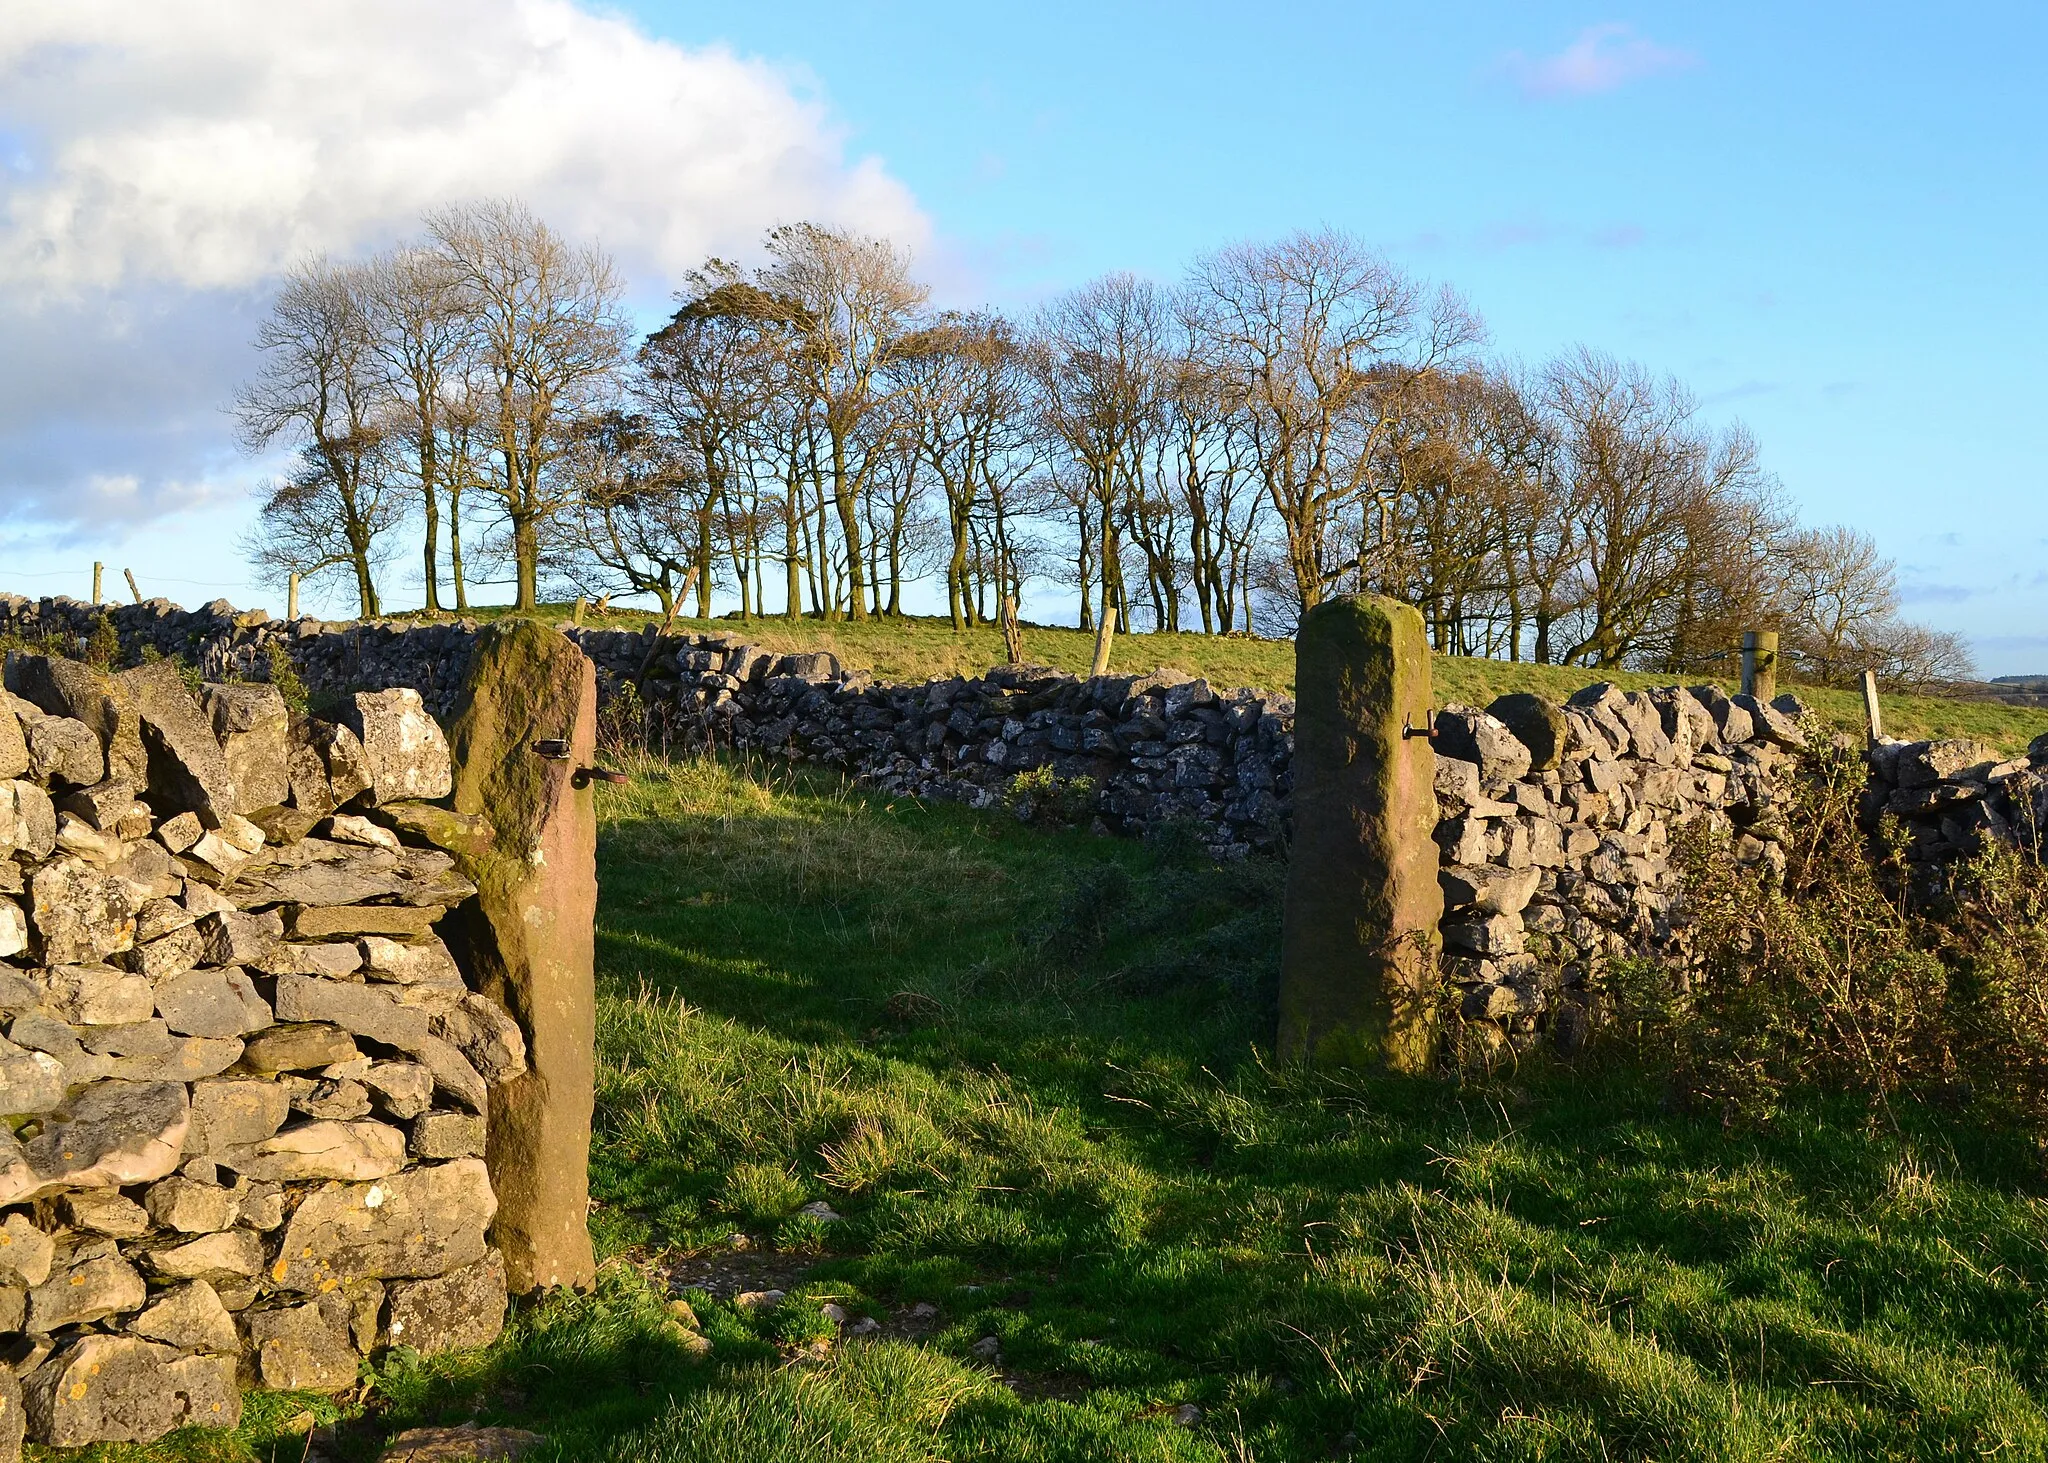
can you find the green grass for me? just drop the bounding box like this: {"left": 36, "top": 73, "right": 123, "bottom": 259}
{"left": 408, "top": 606, "right": 2048, "bottom": 754}
{"left": 103, "top": 753, "right": 2048, "bottom": 1462}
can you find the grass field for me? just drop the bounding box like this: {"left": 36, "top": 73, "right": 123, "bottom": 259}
{"left": 106, "top": 754, "right": 2048, "bottom": 1462}
{"left": 433, "top": 606, "right": 2048, "bottom": 755}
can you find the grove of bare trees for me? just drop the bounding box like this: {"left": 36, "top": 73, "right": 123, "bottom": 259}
{"left": 237, "top": 206, "right": 1972, "bottom": 689}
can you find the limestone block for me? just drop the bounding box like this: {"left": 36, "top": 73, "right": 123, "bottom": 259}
{"left": 1439, "top": 864, "right": 1543, "bottom": 917}
{"left": 1435, "top": 705, "right": 1533, "bottom": 789}
{"left": 315, "top": 720, "right": 375, "bottom": 807}
{"left": 432, "top": 993, "right": 527, "bottom": 1084}
{"left": 116, "top": 659, "right": 238, "bottom": 823}
{"left": 24, "top": 715, "right": 105, "bottom": 788}
{"left": 411, "top": 1110, "right": 487, "bottom": 1159}
{"left": 0, "top": 1216, "right": 54, "bottom": 1287}
{"left": 0, "top": 700, "right": 24, "bottom": 780}
{"left": 58, "top": 1188, "right": 152, "bottom": 1237}
{"left": 1432, "top": 754, "right": 1483, "bottom": 809}
{"left": 360, "top": 935, "right": 463, "bottom": 986}
{"left": 152, "top": 966, "right": 273, "bottom": 1038}
{"left": 57, "top": 778, "right": 136, "bottom": 831}
{"left": 1485, "top": 693, "right": 1569, "bottom": 773}
{"left": 23, "top": 1080, "right": 189, "bottom": 1196}
{"left": 0, "top": 781, "right": 56, "bottom": 859}
{"left": 273, "top": 973, "right": 485, "bottom": 1111}
{"left": 1735, "top": 693, "right": 1807, "bottom": 751}
{"left": 130, "top": 1280, "right": 241, "bottom": 1353}
{"left": 195, "top": 909, "right": 283, "bottom": 966}
{"left": 345, "top": 688, "right": 453, "bottom": 805}
{"left": 240, "top": 1023, "right": 360, "bottom": 1074}
{"left": 202, "top": 681, "right": 291, "bottom": 813}
{"left": 326, "top": 812, "right": 400, "bottom": 849}
{"left": 29, "top": 859, "right": 139, "bottom": 965}
{"left": 250, "top": 1298, "right": 360, "bottom": 1392}
{"left": 287, "top": 735, "right": 337, "bottom": 816}
{"left": 362, "top": 1061, "right": 434, "bottom": 1120}
{"left": 386, "top": 1250, "right": 508, "bottom": 1356}
{"left": 1688, "top": 685, "right": 1754, "bottom": 746}
{"left": 270, "top": 1157, "right": 496, "bottom": 1291}
{"left": 220, "top": 1119, "right": 406, "bottom": 1182}
{"left": 144, "top": 1175, "right": 240, "bottom": 1233}
{"left": 40, "top": 963, "right": 155, "bottom": 1025}
{"left": 253, "top": 941, "right": 366, "bottom": 978}
{"left": 0, "top": 1039, "right": 62, "bottom": 1117}
{"left": 24, "top": 1335, "right": 240, "bottom": 1446}
{"left": 141, "top": 1229, "right": 266, "bottom": 1284}
{"left": 156, "top": 810, "right": 203, "bottom": 853}
{"left": 28, "top": 1251, "right": 146, "bottom": 1330}
{"left": 290, "top": 903, "right": 443, "bottom": 940}
{"left": 1443, "top": 913, "right": 1528, "bottom": 958}
{"left": 4, "top": 655, "right": 141, "bottom": 785}
{"left": 122, "top": 923, "right": 206, "bottom": 979}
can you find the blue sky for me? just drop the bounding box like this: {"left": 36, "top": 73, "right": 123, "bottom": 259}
{"left": 3, "top": 1, "right": 2042, "bottom": 668}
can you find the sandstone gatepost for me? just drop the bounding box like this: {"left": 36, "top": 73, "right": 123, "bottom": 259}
{"left": 1277, "top": 595, "right": 1442, "bottom": 1072}
{"left": 0, "top": 620, "right": 598, "bottom": 1452}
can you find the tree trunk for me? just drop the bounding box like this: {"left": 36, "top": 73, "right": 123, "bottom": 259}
{"left": 829, "top": 429, "right": 867, "bottom": 621}
{"left": 449, "top": 483, "right": 470, "bottom": 611}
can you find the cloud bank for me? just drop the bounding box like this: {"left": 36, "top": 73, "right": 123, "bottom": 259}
{"left": 0, "top": 0, "right": 927, "bottom": 541}
{"left": 1499, "top": 23, "right": 1698, "bottom": 101}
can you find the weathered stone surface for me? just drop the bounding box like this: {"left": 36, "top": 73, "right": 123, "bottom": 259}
{"left": 58, "top": 778, "right": 136, "bottom": 831}
{"left": 1443, "top": 913, "right": 1528, "bottom": 957}
{"left": 145, "top": 1175, "right": 240, "bottom": 1232}
{"left": 370, "top": 801, "right": 497, "bottom": 860}
{"left": 1735, "top": 693, "right": 1807, "bottom": 750}
{"left": 411, "top": 1110, "right": 487, "bottom": 1160}
{"left": 1485, "top": 693, "right": 1570, "bottom": 773}
{"left": 79, "top": 1017, "right": 172, "bottom": 1058}
{"left": 25, "top": 1334, "right": 240, "bottom": 1446}
{"left": 156, "top": 810, "right": 204, "bottom": 853}
{"left": 296, "top": 1077, "right": 372, "bottom": 1120}
{"left": 195, "top": 908, "right": 283, "bottom": 966}
{"left": 142, "top": 1228, "right": 266, "bottom": 1283}
{"left": 4, "top": 655, "right": 138, "bottom": 784}
{"left": 344, "top": 688, "right": 454, "bottom": 806}
{"left": 273, "top": 974, "right": 486, "bottom": 1111}
{"left": 1439, "top": 864, "right": 1544, "bottom": 917}
{"left": 0, "top": 1356, "right": 19, "bottom": 1462}
{"left": 270, "top": 1157, "right": 496, "bottom": 1292}
{"left": 233, "top": 1177, "right": 286, "bottom": 1232}
{"left": 25, "top": 714, "right": 106, "bottom": 788}
{"left": 122, "top": 922, "right": 207, "bottom": 979}
{"left": 327, "top": 812, "right": 401, "bottom": 849}
{"left": 316, "top": 720, "right": 375, "bottom": 807}
{"left": 0, "top": 1037, "right": 65, "bottom": 1117}
{"left": 1688, "top": 685, "right": 1754, "bottom": 746}
{"left": 379, "top": 1423, "right": 547, "bottom": 1462}
{"left": 287, "top": 733, "right": 337, "bottom": 816}
{"left": 203, "top": 682, "right": 292, "bottom": 813}
{"left": 0, "top": 699, "right": 25, "bottom": 781}
{"left": 253, "top": 940, "right": 366, "bottom": 978}
{"left": 118, "top": 658, "right": 238, "bottom": 823}
{"left": 131, "top": 1280, "right": 241, "bottom": 1353}
{"left": 29, "top": 859, "right": 139, "bottom": 965}
{"left": 28, "top": 1251, "right": 146, "bottom": 1330}
{"left": 232, "top": 839, "right": 470, "bottom": 910}
{"left": 40, "top": 963, "right": 154, "bottom": 1024}
{"left": 1897, "top": 738, "right": 1997, "bottom": 789}
{"left": 0, "top": 901, "right": 22, "bottom": 963}
{"left": 153, "top": 966, "right": 273, "bottom": 1038}
{"left": 444, "top": 619, "right": 598, "bottom": 1292}
{"left": 221, "top": 1119, "right": 407, "bottom": 1182}
{"left": 386, "top": 1249, "right": 507, "bottom": 1356}
{"left": 113, "top": 1034, "right": 244, "bottom": 1083}
{"left": 1278, "top": 597, "right": 1442, "bottom": 1073}
{"left": 0, "top": 781, "right": 56, "bottom": 860}
{"left": 58, "top": 1188, "right": 153, "bottom": 1237}
{"left": 291, "top": 903, "right": 444, "bottom": 940}
{"left": 23, "top": 1080, "right": 189, "bottom": 1196}
{"left": 361, "top": 935, "right": 463, "bottom": 986}
{"left": 433, "top": 994, "right": 527, "bottom": 1084}
{"left": 241, "top": 1022, "right": 359, "bottom": 1074}
{"left": 250, "top": 1299, "right": 361, "bottom": 1392}
{"left": 362, "top": 1061, "right": 434, "bottom": 1120}
{"left": 1436, "top": 705, "right": 1534, "bottom": 789}
{"left": 0, "top": 1215, "right": 54, "bottom": 1287}
{"left": 249, "top": 802, "right": 322, "bottom": 845}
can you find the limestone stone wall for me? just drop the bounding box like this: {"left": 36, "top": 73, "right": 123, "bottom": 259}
{"left": 1428, "top": 683, "right": 1809, "bottom": 1054}
{"left": 0, "top": 651, "right": 520, "bottom": 1452}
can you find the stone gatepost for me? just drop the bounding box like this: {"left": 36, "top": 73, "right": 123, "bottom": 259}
{"left": 443, "top": 620, "right": 599, "bottom": 1293}
{"left": 1278, "top": 595, "right": 1443, "bottom": 1071}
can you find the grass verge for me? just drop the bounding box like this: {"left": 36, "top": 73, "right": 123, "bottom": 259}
{"left": 104, "top": 754, "right": 2048, "bottom": 1462}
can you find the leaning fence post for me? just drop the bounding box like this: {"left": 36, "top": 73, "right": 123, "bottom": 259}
{"left": 1741, "top": 630, "right": 1779, "bottom": 702}
{"left": 1862, "top": 669, "right": 1884, "bottom": 743}
{"left": 1279, "top": 594, "right": 1442, "bottom": 1071}
{"left": 1089, "top": 605, "right": 1118, "bottom": 678}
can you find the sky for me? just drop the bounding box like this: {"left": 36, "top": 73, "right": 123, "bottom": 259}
{"left": 2, "top": 1, "right": 2043, "bottom": 669}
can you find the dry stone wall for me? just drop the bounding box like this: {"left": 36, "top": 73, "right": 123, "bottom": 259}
{"left": 0, "top": 644, "right": 522, "bottom": 1452}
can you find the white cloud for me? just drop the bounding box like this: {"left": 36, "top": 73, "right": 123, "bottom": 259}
{"left": 0, "top": 0, "right": 927, "bottom": 543}
{"left": 1499, "top": 23, "right": 1698, "bottom": 101}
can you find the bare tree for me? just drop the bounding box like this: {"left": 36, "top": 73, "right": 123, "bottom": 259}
{"left": 235, "top": 257, "right": 399, "bottom": 616}
{"left": 1189, "top": 229, "right": 1481, "bottom": 615}
{"left": 757, "top": 223, "right": 928, "bottom": 622}
{"left": 427, "top": 200, "right": 630, "bottom": 609}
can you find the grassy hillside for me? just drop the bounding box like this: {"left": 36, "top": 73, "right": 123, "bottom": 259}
{"left": 440, "top": 605, "right": 2048, "bottom": 754}
{"left": 127, "top": 755, "right": 2048, "bottom": 1461}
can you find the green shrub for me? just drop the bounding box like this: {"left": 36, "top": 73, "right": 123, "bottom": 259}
{"left": 1004, "top": 764, "right": 1095, "bottom": 829}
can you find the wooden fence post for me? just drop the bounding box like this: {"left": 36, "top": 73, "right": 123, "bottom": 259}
{"left": 1089, "top": 605, "right": 1118, "bottom": 678}
{"left": 1741, "top": 630, "right": 1779, "bottom": 702}
{"left": 287, "top": 573, "right": 300, "bottom": 620}
{"left": 92, "top": 562, "right": 102, "bottom": 607}
{"left": 1000, "top": 594, "right": 1023, "bottom": 665}
{"left": 123, "top": 569, "right": 142, "bottom": 605}
{"left": 1279, "top": 594, "right": 1442, "bottom": 1072}
{"left": 1862, "top": 669, "right": 1884, "bottom": 743}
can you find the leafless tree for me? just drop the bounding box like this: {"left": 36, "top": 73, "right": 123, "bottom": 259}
{"left": 427, "top": 200, "right": 630, "bottom": 609}
{"left": 235, "top": 257, "right": 400, "bottom": 616}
